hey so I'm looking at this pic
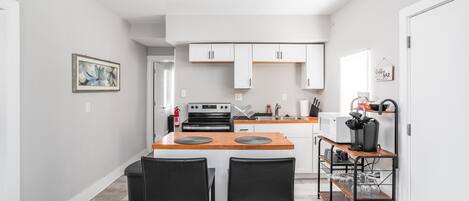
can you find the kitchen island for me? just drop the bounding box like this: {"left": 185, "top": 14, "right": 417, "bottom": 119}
{"left": 153, "top": 132, "right": 294, "bottom": 201}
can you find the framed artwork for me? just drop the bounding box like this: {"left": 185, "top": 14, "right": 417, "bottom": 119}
{"left": 375, "top": 58, "right": 395, "bottom": 81}
{"left": 72, "top": 54, "right": 120, "bottom": 92}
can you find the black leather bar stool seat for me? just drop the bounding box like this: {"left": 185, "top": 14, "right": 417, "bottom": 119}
{"left": 124, "top": 160, "right": 144, "bottom": 201}
{"left": 141, "top": 157, "right": 215, "bottom": 201}
{"left": 228, "top": 157, "right": 295, "bottom": 201}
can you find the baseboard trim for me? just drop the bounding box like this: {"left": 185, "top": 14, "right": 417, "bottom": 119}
{"left": 68, "top": 149, "right": 148, "bottom": 201}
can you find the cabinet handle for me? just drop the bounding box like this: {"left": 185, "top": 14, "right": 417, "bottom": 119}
{"left": 308, "top": 79, "right": 310, "bottom": 86}
{"left": 276, "top": 51, "right": 279, "bottom": 59}
{"left": 240, "top": 129, "right": 249, "bottom": 131}
{"left": 249, "top": 78, "right": 252, "bottom": 87}
{"left": 280, "top": 51, "right": 283, "bottom": 60}
{"left": 208, "top": 51, "right": 211, "bottom": 59}
{"left": 211, "top": 51, "right": 215, "bottom": 60}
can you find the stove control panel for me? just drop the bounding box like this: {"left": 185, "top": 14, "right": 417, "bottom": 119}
{"left": 188, "top": 103, "right": 231, "bottom": 113}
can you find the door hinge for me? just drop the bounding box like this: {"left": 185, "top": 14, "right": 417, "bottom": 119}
{"left": 407, "top": 124, "right": 412, "bottom": 136}
{"left": 407, "top": 36, "right": 411, "bottom": 49}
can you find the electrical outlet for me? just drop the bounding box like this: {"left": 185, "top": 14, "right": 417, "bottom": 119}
{"left": 281, "top": 93, "right": 287, "bottom": 101}
{"left": 235, "top": 93, "right": 243, "bottom": 101}
{"left": 181, "top": 89, "right": 187, "bottom": 98}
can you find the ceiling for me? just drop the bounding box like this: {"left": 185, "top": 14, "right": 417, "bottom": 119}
{"left": 96, "top": 0, "right": 350, "bottom": 23}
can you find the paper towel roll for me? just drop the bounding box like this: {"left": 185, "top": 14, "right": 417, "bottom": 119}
{"left": 299, "top": 99, "right": 310, "bottom": 117}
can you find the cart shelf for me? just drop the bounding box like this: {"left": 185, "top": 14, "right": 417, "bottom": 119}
{"left": 318, "top": 136, "right": 397, "bottom": 158}
{"left": 331, "top": 179, "right": 392, "bottom": 201}
{"left": 319, "top": 191, "right": 347, "bottom": 201}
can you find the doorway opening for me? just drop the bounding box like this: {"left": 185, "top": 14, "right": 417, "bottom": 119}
{"left": 153, "top": 60, "right": 175, "bottom": 139}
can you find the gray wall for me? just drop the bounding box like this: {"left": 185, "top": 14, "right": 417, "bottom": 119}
{"left": 19, "top": 0, "right": 147, "bottom": 200}
{"left": 174, "top": 45, "right": 322, "bottom": 120}
{"left": 147, "top": 47, "right": 175, "bottom": 56}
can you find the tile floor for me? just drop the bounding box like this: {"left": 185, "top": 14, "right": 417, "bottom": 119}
{"left": 91, "top": 176, "right": 328, "bottom": 201}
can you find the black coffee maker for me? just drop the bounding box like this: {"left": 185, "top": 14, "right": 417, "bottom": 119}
{"left": 345, "top": 112, "right": 380, "bottom": 152}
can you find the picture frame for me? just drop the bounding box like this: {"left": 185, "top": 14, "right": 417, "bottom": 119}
{"left": 72, "top": 54, "right": 120, "bottom": 92}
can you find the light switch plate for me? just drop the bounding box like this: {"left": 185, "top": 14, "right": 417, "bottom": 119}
{"left": 181, "top": 89, "right": 187, "bottom": 98}
{"left": 235, "top": 93, "right": 243, "bottom": 101}
{"left": 282, "top": 93, "right": 288, "bottom": 101}
{"left": 85, "top": 102, "right": 91, "bottom": 113}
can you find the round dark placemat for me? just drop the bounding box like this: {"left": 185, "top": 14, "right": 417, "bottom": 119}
{"left": 235, "top": 136, "right": 272, "bottom": 145}
{"left": 174, "top": 136, "right": 213, "bottom": 145}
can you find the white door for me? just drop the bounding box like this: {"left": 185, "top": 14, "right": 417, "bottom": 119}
{"left": 279, "top": 44, "right": 306, "bottom": 62}
{"left": 409, "top": 1, "right": 469, "bottom": 200}
{"left": 154, "top": 62, "right": 174, "bottom": 139}
{"left": 252, "top": 44, "right": 280, "bottom": 62}
{"left": 211, "top": 44, "right": 234, "bottom": 62}
{"left": 234, "top": 44, "right": 252, "bottom": 88}
{"left": 189, "top": 44, "right": 211, "bottom": 62}
{"left": 302, "top": 44, "right": 324, "bottom": 89}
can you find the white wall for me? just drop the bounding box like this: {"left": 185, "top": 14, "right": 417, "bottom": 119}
{"left": 0, "top": 8, "right": 7, "bottom": 201}
{"left": 166, "top": 15, "right": 330, "bottom": 45}
{"left": 174, "top": 45, "right": 322, "bottom": 121}
{"left": 323, "top": 0, "right": 419, "bottom": 112}
{"left": 0, "top": 0, "right": 20, "bottom": 200}
{"left": 19, "top": 0, "right": 147, "bottom": 200}
{"left": 323, "top": 0, "right": 420, "bottom": 197}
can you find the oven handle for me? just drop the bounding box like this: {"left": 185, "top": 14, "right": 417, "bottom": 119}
{"left": 182, "top": 125, "right": 231, "bottom": 130}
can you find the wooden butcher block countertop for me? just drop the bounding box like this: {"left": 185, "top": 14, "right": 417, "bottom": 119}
{"left": 153, "top": 132, "right": 294, "bottom": 150}
{"left": 233, "top": 117, "right": 318, "bottom": 124}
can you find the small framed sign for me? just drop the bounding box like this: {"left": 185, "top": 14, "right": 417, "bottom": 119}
{"left": 375, "top": 58, "right": 395, "bottom": 81}
{"left": 72, "top": 54, "right": 120, "bottom": 92}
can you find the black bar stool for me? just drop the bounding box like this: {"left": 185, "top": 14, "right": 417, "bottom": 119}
{"left": 141, "top": 157, "right": 215, "bottom": 201}
{"left": 124, "top": 160, "right": 144, "bottom": 201}
{"left": 228, "top": 157, "right": 295, "bottom": 201}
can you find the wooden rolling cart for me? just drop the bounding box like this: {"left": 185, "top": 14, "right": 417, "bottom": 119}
{"left": 317, "top": 99, "right": 399, "bottom": 201}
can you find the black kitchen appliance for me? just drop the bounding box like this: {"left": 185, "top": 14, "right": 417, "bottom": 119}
{"left": 345, "top": 112, "right": 380, "bottom": 152}
{"left": 182, "top": 103, "right": 232, "bottom": 132}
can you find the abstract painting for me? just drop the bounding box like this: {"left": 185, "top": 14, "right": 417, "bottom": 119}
{"left": 72, "top": 54, "right": 120, "bottom": 92}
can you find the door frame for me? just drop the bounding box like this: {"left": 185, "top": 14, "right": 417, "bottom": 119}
{"left": 146, "top": 55, "right": 175, "bottom": 152}
{"left": 0, "top": 0, "right": 20, "bottom": 200}
{"left": 398, "top": 1, "right": 454, "bottom": 201}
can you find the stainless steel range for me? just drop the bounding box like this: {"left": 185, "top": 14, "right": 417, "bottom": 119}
{"left": 181, "top": 103, "right": 232, "bottom": 132}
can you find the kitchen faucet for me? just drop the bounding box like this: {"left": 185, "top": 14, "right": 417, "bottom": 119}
{"left": 274, "top": 104, "right": 282, "bottom": 118}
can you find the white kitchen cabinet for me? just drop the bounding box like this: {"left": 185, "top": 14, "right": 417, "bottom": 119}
{"left": 279, "top": 44, "right": 306, "bottom": 63}
{"left": 234, "top": 44, "right": 253, "bottom": 89}
{"left": 234, "top": 124, "right": 255, "bottom": 132}
{"left": 250, "top": 123, "right": 314, "bottom": 174}
{"left": 211, "top": 44, "right": 234, "bottom": 62}
{"left": 189, "top": 44, "right": 212, "bottom": 62}
{"left": 288, "top": 137, "right": 313, "bottom": 173}
{"left": 252, "top": 44, "right": 306, "bottom": 63}
{"left": 252, "top": 44, "right": 279, "bottom": 62}
{"left": 189, "top": 43, "right": 234, "bottom": 62}
{"left": 301, "top": 44, "right": 324, "bottom": 89}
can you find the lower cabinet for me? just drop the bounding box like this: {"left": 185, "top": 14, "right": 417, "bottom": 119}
{"left": 287, "top": 137, "right": 313, "bottom": 173}
{"left": 234, "top": 123, "right": 318, "bottom": 174}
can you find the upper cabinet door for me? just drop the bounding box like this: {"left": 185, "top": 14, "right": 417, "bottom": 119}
{"left": 302, "top": 44, "right": 324, "bottom": 89}
{"left": 279, "top": 44, "right": 306, "bottom": 63}
{"left": 252, "top": 44, "right": 280, "bottom": 62}
{"left": 211, "top": 44, "right": 234, "bottom": 62}
{"left": 189, "top": 44, "right": 212, "bottom": 62}
{"left": 234, "top": 44, "right": 253, "bottom": 89}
